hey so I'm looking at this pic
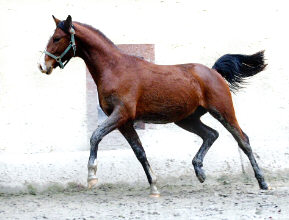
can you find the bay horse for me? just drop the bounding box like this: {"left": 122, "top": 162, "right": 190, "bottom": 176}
{"left": 39, "top": 15, "right": 268, "bottom": 196}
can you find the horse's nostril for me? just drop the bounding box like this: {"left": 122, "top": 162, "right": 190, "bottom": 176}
{"left": 38, "top": 64, "right": 44, "bottom": 73}
{"left": 46, "top": 67, "right": 52, "bottom": 75}
{"left": 38, "top": 63, "right": 50, "bottom": 74}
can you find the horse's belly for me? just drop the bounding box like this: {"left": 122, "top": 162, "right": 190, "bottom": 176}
{"left": 137, "top": 113, "right": 178, "bottom": 124}
{"left": 136, "top": 103, "right": 197, "bottom": 124}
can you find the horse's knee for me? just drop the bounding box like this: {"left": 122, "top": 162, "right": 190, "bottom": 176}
{"left": 90, "top": 134, "right": 97, "bottom": 147}
{"left": 192, "top": 158, "right": 203, "bottom": 167}
{"left": 90, "top": 129, "right": 102, "bottom": 147}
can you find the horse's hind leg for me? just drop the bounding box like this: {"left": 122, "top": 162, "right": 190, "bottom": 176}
{"left": 118, "top": 121, "right": 160, "bottom": 197}
{"left": 175, "top": 107, "right": 219, "bottom": 183}
{"left": 209, "top": 107, "right": 268, "bottom": 190}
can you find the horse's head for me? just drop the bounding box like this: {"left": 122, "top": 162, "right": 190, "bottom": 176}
{"left": 39, "top": 15, "right": 76, "bottom": 75}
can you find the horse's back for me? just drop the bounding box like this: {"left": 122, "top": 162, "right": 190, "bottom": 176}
{"left": 112, "top": 56, "right": 232, "bottom": 123}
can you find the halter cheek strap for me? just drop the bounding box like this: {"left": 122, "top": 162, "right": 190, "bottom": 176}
{"left": 44, "top": 22, "right": 76, "bottom": 69}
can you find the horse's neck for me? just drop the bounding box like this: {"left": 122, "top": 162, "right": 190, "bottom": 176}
{"left": 74, "top": 23, "right": 121, "bottom": 84}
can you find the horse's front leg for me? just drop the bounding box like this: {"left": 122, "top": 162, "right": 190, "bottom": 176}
{"left": 88, "top": 107, "right": 127, "bottom": 188}
{"left": 118, "top": 121, "right": 160, "bottom": 197}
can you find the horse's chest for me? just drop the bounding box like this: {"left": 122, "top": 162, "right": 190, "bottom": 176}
{"left": 98, "top": 93, "right": 118, "bottom": 115}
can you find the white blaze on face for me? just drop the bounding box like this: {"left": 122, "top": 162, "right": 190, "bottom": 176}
{"left": 39, "top": 52, "right": 48, "bottom": 72}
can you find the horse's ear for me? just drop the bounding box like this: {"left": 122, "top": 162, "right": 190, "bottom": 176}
{"left": 64, "top": 15, "right": 75, "bottom": 34}
{"left": 52, "top": 15, "right": 60, "bottom": 26}
{"left": 64, "top": 15, "right": 72, "bottom": 29}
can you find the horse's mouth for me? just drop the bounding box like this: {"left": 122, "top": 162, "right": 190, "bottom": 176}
{"left": 38, "top": 64, "right": 53, "bottom": 75}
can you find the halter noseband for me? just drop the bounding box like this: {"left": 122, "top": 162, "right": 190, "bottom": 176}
{"left": 44, "top": 21, "right": 76, "bottom": 69}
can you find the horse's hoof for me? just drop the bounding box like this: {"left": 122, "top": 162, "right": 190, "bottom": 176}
{"left": 195, "top": 167, "right": 206, "bottom": 183}
{"left": 197, "top": 173, "right": 206, "bottom": 183}
{"left": 87, "top": 178, "right": 98, "bottom": 189}
{"left": 149, "top": 193, "right": 161, "bottom": 198}
{"left": 150, "top": 184, "right": 160, "bottom": 198}
{"left": 259, "top": 181, "right": 270, "bottom": 190}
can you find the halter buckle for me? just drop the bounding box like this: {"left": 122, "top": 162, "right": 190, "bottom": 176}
{"left": 55, "top": 57, "right": 61, "bottom": 62}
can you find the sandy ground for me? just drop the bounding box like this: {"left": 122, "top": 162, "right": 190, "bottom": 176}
{"left": 1, "top": 122, "right": 289, "bottom": 220}
{"left": 2, "top": 123, "right": 289, "bottom": 220}
{"left": 1, "top": 177, "right": 289, "bottom": 220}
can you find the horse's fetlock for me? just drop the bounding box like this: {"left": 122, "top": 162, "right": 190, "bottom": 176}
{"left": 192, "top": 158, "right": 203, "bottom": 167}
{"left": 255, "top": 171, "right": 264, "bottom": 180}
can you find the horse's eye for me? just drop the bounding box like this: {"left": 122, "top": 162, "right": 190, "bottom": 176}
{"left": 53, "top": 37, "right": 61, "bottom": 43}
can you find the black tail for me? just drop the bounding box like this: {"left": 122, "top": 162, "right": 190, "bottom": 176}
{"left": 212, "top": 50, "right": 267, "bottom": 92}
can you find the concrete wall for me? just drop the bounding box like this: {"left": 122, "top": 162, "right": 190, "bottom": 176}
{"left": 0, "top": 0, "right": 289, "bottom": 193}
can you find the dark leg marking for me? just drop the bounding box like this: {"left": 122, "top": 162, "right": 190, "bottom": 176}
{"left": 209, "top": 109, "right": 268, "bottom": 190}
{"left": 175, "top": 107, "right": 219, "bottom": 183}
{"left": 118, "top": 121, "right": 159, "bottom": 196}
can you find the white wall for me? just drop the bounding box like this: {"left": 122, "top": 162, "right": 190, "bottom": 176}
{"left": 0, "top": 1, "right": 89, "bottom": 153}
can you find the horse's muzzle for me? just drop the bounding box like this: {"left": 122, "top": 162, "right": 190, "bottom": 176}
{"left": 38, "top": 63, "right": 53, "bottom": 75}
